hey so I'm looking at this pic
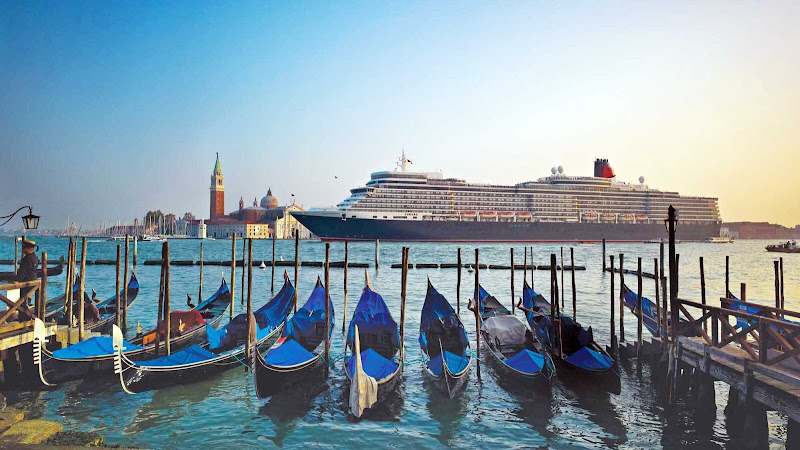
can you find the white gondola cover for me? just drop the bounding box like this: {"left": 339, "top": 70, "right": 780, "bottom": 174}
{"left": 480, "top": 315, "right": 527, "bottom": 346}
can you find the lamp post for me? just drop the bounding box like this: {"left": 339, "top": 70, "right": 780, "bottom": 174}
{"left": 1, "top": 206, "right": 40, "bottom": 230}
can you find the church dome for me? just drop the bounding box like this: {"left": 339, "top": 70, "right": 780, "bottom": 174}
{"left": 260, "top": 188, "right": 279, "bottom": 208}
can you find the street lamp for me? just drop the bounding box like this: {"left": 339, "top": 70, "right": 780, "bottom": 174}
{"left": 1, "top": 206, "right": 40, "bottom": 230}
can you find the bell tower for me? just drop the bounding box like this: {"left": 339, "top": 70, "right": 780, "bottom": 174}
{"left": 210, "top": 153, "right": 224, "bottom": 219}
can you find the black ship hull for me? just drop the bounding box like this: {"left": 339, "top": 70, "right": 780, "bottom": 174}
{"left": 292, "top": 213, "right": 721, "bottom": 242}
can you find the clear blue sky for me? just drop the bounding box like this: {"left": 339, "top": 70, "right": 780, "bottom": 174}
{"left": 2, "top": 1, "right": 799, "bottom": 229}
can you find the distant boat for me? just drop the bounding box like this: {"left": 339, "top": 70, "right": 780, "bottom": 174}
{"left": 260, "top": 261, "right": 267, "bottom": 269}
{"left": 704, "top": 236, "right": 734, "bottom": 244}
{"left": 766, "top": 241, "right": 800, "bottom": 253}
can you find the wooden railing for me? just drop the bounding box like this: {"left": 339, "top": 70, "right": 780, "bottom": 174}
{"left": 675, "top": 297, "right": 800, "bottom": 368}
{"left": 0, "top": 280, "right": 43, "bottom": 326}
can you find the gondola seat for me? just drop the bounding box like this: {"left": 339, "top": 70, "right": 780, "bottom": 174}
{"left": 136, "top": 345, "right": 217, "bottom": 368}
{"left": 346, "top": 348, "right": 399, "bottom": 381}
{"left": 505, "top": 349, "right": 545, "bottom": 374}
{"left": 426, "top": 350, "right": 470, "bottom": 376}
{"left": 264, "top": 339, "right": 315, "bottom": 366}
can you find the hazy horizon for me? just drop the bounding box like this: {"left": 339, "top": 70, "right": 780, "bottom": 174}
{"left": 2, "top": 1, "right": 799, "bottom": 229}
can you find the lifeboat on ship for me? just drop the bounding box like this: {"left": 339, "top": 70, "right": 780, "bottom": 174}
{"left": 515, "top": 212, "right": 533, "bottom": 221}
{"left": 581, "top": 211, "right": 599, "bottom": 222}
{"left": 600, "top": 213, "right": 616, "bottom": 222}
{"left": 497, "top": 212, "right": 514, "bottom": 221}
{"left": 619, "top": 213, "right": 635, "bottom": 222}
{"left": 459, "top": 211, "right": 477, "bottom": 216}
{"left": 479, "top": 211, "right": 497, "bottom": 220}
{"left": 635, "top": 214, "right": 649, "bottom": 223}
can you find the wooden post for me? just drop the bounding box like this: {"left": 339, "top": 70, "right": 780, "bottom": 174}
{"left": 400, "top": 247, "right": 408, "bottom": 361}
{"left": 230, "top": 234, "right": 236, "bottom": 318}
{"left": 78, "top": 237, "right": 87, "bottom": 341}
{"left": 474, "top": 248, "right": 481, "bottom": 380}
{"left": 560, "top": 247, "right": 565, "bottom": 309}
{"left": 610, "top": 255, "right": 616, "bottom": 349}
{"left": 700, "top": 257, "right": 706, "bottom": 332}
{"left": 675, "top": 253, "right": 680, "bottom": 297}
{"left": 115, "top": 245, "right": 121, "bottom": 326}
{"left": 602, "top": 238, "right": 606, "bottom": 273}
{"left": 342, "top": 241, "right": 349, "bottom": 332}
{"left": 668, "top": 206, "right": 678, "bottom": 343}
{"left": 741, "top": 283, "right": 746, "bottom": 301}
{"left": 240, "top": 238, "right": 246, "bottom": 305}
{"left": 164, "top": 240, "right": 171, "bottom": 355}
{"left": 636, "top": 257, "right": 643, "bottom": 357}
{"left": 456, "top": 248, "right": 462, "bottom": 314}
{"left": 725, "top": 255, "right": 730, "bottom": 296}
{"left": 779, "top": 257, "right": 785, "bottom": 311}
{"left": 155, "top": 244, "right": 165, "bottom": 357}
{"left": 271, "top": 232, "right": 276, "bottom": 293}
{"left": 659, "top": 240, "right": 665, "bottom": 292}
{"left": 39, "top": 253, "right": 47, "bottom": 319}
{"left": 375, "top": 239, "right": 380, "bottom": 269}
{"left": 523, "top": 247, "right": 527, "bottom": 284}
{"left": 66, "top": 238, "right": 74, "bottom": 329}
{"left": 619, "top": 253, "right": 625, "bottom": 342}
{"left": 246, "top": 238, "right": 253, "bottom": 359}
{"left": 510, "top": 248, "right": 515, "bottom": 314}
{"left": 654, "top": 258, "right": 661, "bottom": 338}
{"left": 774, "top": 261, "right": 780, "bottom": 310}
{"left": 324, "top": 242, "right": 331, "bottom": 360}
{"left": 530, "top": 247, "right": 534, "bottom": 289}
{"left": 198, "top": 242, "right": 204, "bottom": 304}
{"left": 123, "top": 234, "right": 129, "bottom": 331}
{"left": 294, "top": 231, "right": 299, "bottom": 312}
{"left": 133, "top": 236, "right": 138, "bottom": 266}
{"left": 13, "top": 236, "right": 18, "bottom": 276}
{"left": 570, "top": 247, "right": 576, "bottom": 320}
{"left": 551, "top": 253, "right": 563, "bottom": 358}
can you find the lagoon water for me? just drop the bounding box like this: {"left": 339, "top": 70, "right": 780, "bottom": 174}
{"left": 1, "top": 236, "right": 796, "bottom": 449}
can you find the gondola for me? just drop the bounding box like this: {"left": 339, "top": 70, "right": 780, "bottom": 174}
{"left": 0, "top": 256, "right": 64, "bottom": 282}
{"left": 345, "top": 272, "right": 403, "bottom": 418}
{"left": 472, "top": 285, "right": 553, "bottom": 381}
{"left": 419, "top": 280, "right": 471, "bottom": 399}
{"left": 519, "top": 281, "right": 614, "bottom": 374}
{"left": 34, "top": 277, "right": 232, "bottom": 385}
{"left": 115, "top": 277, "right": 295, "bottom": 393}
{"left": 85, "top": 273, "right": 140, "bottom": 333}
{"left": 621, "top": 283, "right": 703, "bottom": 338}
{"left": 254, "top": 277, "right": 334, "bottom": 398}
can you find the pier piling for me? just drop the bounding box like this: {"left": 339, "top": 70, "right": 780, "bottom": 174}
{"left": 13, "top": 236, "right": 18, "bottom": 276}
{"left": 115, "top": 246, "right": 121, "bottom": 327}
{"left": 246, "top": 238, "right": 253, "bottom": 359}
{"left": 78, "top": 237, "right": 87, "bottom": 341}
{"left": 560, "top": 247, "right": 565, "bottom": 309}
{"left": 725, "top": 255, "right": 730, "bottom": 296}
{"left": 456, "top": 248, "right": 462, "bottom": 315}
{"left": 636, "top": 257, "right": 642, "bottom": 358}
{"left": 230, "top": 234, "right": 236, "bottom": 319}
{"left": 271, "top": 233, "right": 276, "bottom": 293}
{"left": 523, "top": 248, "right": 527, "bottom": 284}
{"left": 240, "top": 238, "right": 246, "bottom": 306}
{"left": 198, "top": 242, "right": 203, "bottom": 305}
{"left": 342, "top": 241, "right": 348, "bottom": 333}
{"left": 740, "top": 283, "right": 746, "bottom": 301}
{"left": 294, "top": 232, "right": 299, "bottom": 312}
{"left": 654, "top": 258, "right": 661, "bottom": 338}
{"left": 400, "top": 247, "right": 408, "bottom": 361}
{"left": 602, "top": 238, "right": 606, "bottom": 273}
{"left": 571, "top": 247, "right": 576, "bottom": 320}
{"left": 164, "top": 241, "right": 171, "bottom": 355}
{"left": 39, "top": 253, "right": 47, "bottom": 319}
{"left": 123, "top": 234, "right": 129, "bottom": 331}
{"left": 700, "top": 257, "right": 706, "bottom": 332}
{"left": 510, "top": 248, "right": 515, "bottom": 314}
{"left": 155, "top": 245, "right": 165, "bottom": 357}
{"left": 780, "top": 257, "right": 785, "bottom": 312}
{"left": 619, "top": 253, "right": 625, "bottom": 342}
{"left": 65, "top": 239, "right": 74, "bottom": 333}
{"left": 324, "top": 242, "right": 330, "bottom": 360}
{"left": 529, "top": 247, "right": 534, "bottom": 288}
{"left": 774, "top": 260, "right": 780, "bottom": 310}
{"left": 133, "top": 236, "right": 137, "bottom": 266}
{"left": 610, "top": 255, "right": 616, "bottom": 351}
{"left": 473, "top": 248, "right": 481, "bottom": 381}
{"left": 375, "top": 239, "right": 380, "bottom": 269}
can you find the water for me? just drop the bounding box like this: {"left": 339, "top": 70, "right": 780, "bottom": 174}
{"left": 1, "top": 236, "right": 796, "bottom": 449}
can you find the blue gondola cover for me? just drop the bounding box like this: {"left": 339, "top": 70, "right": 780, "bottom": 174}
{"left": 346, "top": 348, "right": 399, "bottom": 380}
{"left": 564, "top": 346, "right": 614, "bottom": 371}
{"left": 138, "top": 345, "right": 217, "bottom": 367}
{"left": 346, "top": 285, "right": 399, "bottom": 351}
{"left": 53, "top": 336, "right": 142, "bottom": 359}
{"left": 505, "top": 349, "right": 544, "bottom": 375}
{"left": 283, "top": 281, "right": 334, "bottom": 347}
{"left": 264, "top": 339, "right": 315, "bottom": 366}
{"left": 427, "top": 350, "right": 470, "bottom": 376}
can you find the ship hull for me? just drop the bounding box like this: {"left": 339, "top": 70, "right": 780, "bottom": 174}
{"left": 292, "top": 213, "right": 721, "bottom": 242}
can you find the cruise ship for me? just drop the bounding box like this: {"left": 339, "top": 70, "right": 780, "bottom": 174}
{"left": 291, "top": 154, "right": 721, "bottom": 242}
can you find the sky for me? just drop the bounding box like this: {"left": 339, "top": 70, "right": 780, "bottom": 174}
{"left": 1, "top": 1, "right": 799, "bottom": 229}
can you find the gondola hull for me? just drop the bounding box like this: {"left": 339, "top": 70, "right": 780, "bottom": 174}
{"left": 344, "top": 362, "right": 403, "bottom": 410}
{"left": 254, "top": 351, "right": 327, "bottom": 399}
{"left": 482, "top": 338, "right": 551, "bottom": 383}
{"left": 423, "top": 362, "right": 470, "bottom": 399}
{"left": 121, "top": 325, "right": 282, "bottom": 393}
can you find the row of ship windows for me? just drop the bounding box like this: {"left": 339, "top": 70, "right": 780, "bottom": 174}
{"left": 366, "top": 191, "right": 718, "bottom": 205}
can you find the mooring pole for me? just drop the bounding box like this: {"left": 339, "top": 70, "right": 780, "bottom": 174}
{"left": 700, "top": 256, "right": 706, "bottom": 332}
{"left": 342, "top": 241, "right": 349, "bottom": 332}
{"left": 294, "top": 231, "right": 299, "bottom": 312}
{"left": 164, "top": 240, "right": 171, "bottom": 355}
{"left": 741, "top": 282, "right": 746, "bottom": 301}
{"left": 115, "top": 245, "right": 121, "bottom": 327}
{"left": 65, "top": 238, "right": 74, "bottom": 331}
{"left": 456, "top": 248, "right": 462, "bottom": 315}
{"left": 668, "top": 206, "right": 678, "bottom": 345}
{"left": 610, "top": 255, "right": 616, "bottom": 350}
{"left": 636, "top": 257, "right": 643, "bottom": 358}
{"left": 560, "top": 247, "right": 565, "bottom": 309}
{"left": 230, "top": 234, "right": 236, "bottom": 319}
{"left": 530, "top": 247, "right": 534, "bottom": 289}
{"left": 240, "top": 238, "right": 246, "bottom": 306}
{"left": 725, "top": 255, "right": 730, "bottom": 297}
{"left": 324, "top": 242, "right": 331, "bottom": 360}
{"left": 780, "top": 257, "right": 785, "bottom": 313}
{"left": 133, "top": 236, "right": 138, "bottom": 266}
{"left": 271, "top": 232, "right": 276, "bottom": 293}
{"left": 474, "top": 248, "right": 481, "bottom": 381}
{"left": 123, "top": 234, "right": 129, "bottom": 331}
{"left": 13, "top": 236, "right": 18, "bottom": 276}
{"left": 523, "top": 247, "right": 527, "bottom": 284}
{"left": 510, "top": 248, "right": 515, "bottom": 314}
{"left": 655, "top": 258, "right": 661, "bottom": 338}
{"left": 39, "top": 253, "right": 47, "bottom": 319}
{"left": 602, "top": 238, "right": 606, "bottom": 273}
{"left": 375, "top": 239, "right": 380, "bottom": 269}
{"left": 78, "top": 237, "right": 87, "bottom": 341}
{"left": 198, "top": 242, "right": 204, "bottom": 305}
{"left": 619, "top": 253, "right": 625, "bottom": 342}
{"left": 246, "top": 238, "right": 253, "bottom": 359}
{"left": 571, "top": 247, "right": 576, "bottom": 320}
{"left": 400, "top": 247, "right": 408, "bottom": 362}
{"left": 156, "top": 244, "right": 166, "bottom": 357}
{"left": 774, "top": 261, "right": 780, "bottom": 310}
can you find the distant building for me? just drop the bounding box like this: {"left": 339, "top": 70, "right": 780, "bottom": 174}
{"left": 203, "top": 155, "right": 312, "bottom": 239}
{"left": 723, "top": 222, "right": 800, "bottom": 239}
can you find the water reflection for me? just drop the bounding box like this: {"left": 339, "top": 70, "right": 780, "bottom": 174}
{"left": 125, "top": 379, "right": 213, "bottom": 434}
{"left": 423, "top": 373, "right": 470, "bottom": 446}
{"left": 258, "top": 368, "right": 329, "bottom": 447}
